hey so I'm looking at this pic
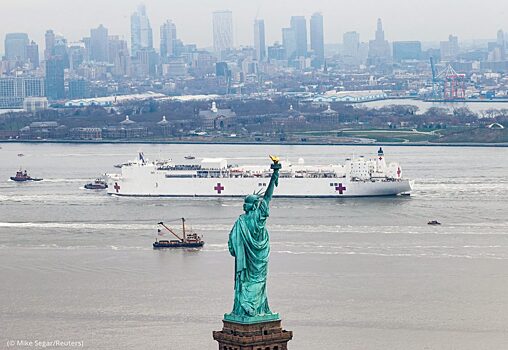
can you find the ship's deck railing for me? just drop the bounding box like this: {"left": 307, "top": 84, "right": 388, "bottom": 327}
{"left": 168, "top": 171, "right": 351, "bottom": 179}
{"left": 158, "top": 164, "right": 202, "bottom": 171}
{"left": 351, "top": 177, "right": 403, "bottom": 182}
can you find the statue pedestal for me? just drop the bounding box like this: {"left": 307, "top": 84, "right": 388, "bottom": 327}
{"left": 213, "top": 319, "right": 293, "bottom": 350}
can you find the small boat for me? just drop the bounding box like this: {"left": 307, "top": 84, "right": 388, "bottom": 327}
{"left": 17, "top": 153, "right": 24, "bottom": 157}
{"left": 10, "top": 169, "right": 43, "bottom": 182}
{"left": 84, "top": 178, "right": 108, "bottom": 190}
{"left": 184, "top": 155, "right": 196, "bottom": 160}
{"left": 428, "top": 220, "right": 441, "bottom": 225}
{"left": 114, "top": 162, "right": 134, "bottom": 168}
{"left": 115, "top": 152, "right": 148, "bottom": 168}
{"left": 153, "top": 218, "right": 204, "bottom": 248}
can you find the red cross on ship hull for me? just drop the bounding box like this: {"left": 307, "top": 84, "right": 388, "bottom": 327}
{"left": 335, "top": 183, "right": 346, "bottom": 195}
{"left": 214, "top": 183, "right": 224, "bottom": 194}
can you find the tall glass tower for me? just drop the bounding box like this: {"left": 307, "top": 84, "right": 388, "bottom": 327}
{"left": 290, "top": 16, "right": 307, "bottom": 58}
{"left": 130, "top": 4, "right": 153, "bottom": 57}
{"left": 4, "top": 33, "right": 29, "bottom": 62}
{"left": 213, "top": 10, "right": 234, "bottom": 59}
{"left": 310, "top": 13, "right": 324, "bottom": 67}
{"left": 254, "top": 19, "right": 266, "bottom": 62}
{"left": 160, "top": 20, "right": 177, "bottom": 61}
{"left": 90, "top": 24, "right": 109, "bottom": 62}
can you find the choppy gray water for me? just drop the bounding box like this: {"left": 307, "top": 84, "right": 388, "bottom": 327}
{"left": 1, "top": 143, "right": 508, "bottom": 349}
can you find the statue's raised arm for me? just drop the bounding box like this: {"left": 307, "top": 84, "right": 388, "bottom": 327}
{"left": 264, "top": 155, "right": 281, "bottom": 204}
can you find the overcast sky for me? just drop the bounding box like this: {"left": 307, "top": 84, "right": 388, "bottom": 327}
{"left": 1, "top": 0, "right": 507, "bottom": 54}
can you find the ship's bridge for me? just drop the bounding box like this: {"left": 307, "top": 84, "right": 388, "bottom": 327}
{"left": 195, "top": 158, "right": 229, "bottom": 178}
{"left": 201, "top": 158, "right": 228, "bottom": 170}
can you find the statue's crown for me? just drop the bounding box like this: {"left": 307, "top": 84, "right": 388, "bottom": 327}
{"left": 245, "top": 193, "right": 261, "bottom": 203}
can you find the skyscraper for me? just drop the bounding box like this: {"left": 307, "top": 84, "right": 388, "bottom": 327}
{"left": 368, "top": 18, "right": 391, "bottom": 61}
{"left": 53, "top": 34, "right": 70, "bottom": 69}
{"left": 440, "top": 34, "right": 459, "bottom": 60}
{"left": 267, "top": 43, "right": 285, "bottom": 61}
{"left": 253, "top": 19, "right": 266, "bottom": 62}
{"left": 90, "top": 24, "right": 109, "bottom": 62}
{"left": 213, "top": 10, "right": 234, "bottom": 58}
{"left": 496, "top": 29, "right": 505, "bottom": 59}
{"left": 290, "top": 16, "right": 307, "bottom": 58}
{"left": 4, "top": 33, "right": 29, "bottom": 62}
{"left": 343, "top": 31, "right": 360, "bottom": 59}
{"left": 45, "top": 57, "right": 65, "bottom": 100}
{"left": 26, "top": 41, "right": 39, "bottom": 68}
{"left": 160, "top": 20, "right": 177, "bottom": 61}
{"left": 375, "top": 18, "right": 384, "bottom": 41}
{"left": 310, "top": 13, "right": 324, "bottom": 67}
{"left": 67, "top": 42, "right": 86, "bottom": 71}
{"left": 134, "top": 49, "right": 157, "bottom": 77}
{"left": 108, "top": 36, "right": 131, "bottom": 77}
{"left": 497, "top": 30, "right": 505, "bottom": 47}
{"left": 393, "top": 41, "right": 422, "bottom": 61}
{"left": 131, "top": 4, "right": 153, "bottom": 57}
{"left": 44, "top": 30, "right": 55, "bottom": 60}
{"left": 282, "top": 27, "right": 297, "bottom": 60}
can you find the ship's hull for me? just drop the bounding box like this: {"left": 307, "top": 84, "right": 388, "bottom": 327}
{"left": 10, "top": 177, "right": 43, "bottom": 182}
{"left": 84, "top": 183, "right": 108, "bottom": 190}
{"left": 153, "top": 241, "right": 204, "bottom": 248}
{"left": 107, "top": 176, "right": 413, "bottom": 198}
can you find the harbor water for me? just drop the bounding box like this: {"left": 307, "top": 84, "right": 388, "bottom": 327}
{"left": 1, "top": 143, "right": 508, "bottom": 349}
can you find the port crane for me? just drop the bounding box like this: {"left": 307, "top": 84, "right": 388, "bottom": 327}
{"left": 429, "top": 57, "right": 466, "bottom": 100}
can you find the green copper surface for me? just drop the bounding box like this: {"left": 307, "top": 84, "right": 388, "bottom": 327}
{"left": 225, "top": 158, "right": 281, "bottom": 323}
{"left": 224, "top": 312, "right": 280, "bottom": 324}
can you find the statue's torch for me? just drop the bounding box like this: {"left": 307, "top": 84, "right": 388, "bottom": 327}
{"left": 269, "top": 155, "right": 282, "bottom": 170}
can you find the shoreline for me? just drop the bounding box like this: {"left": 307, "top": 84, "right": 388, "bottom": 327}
{"left": 1, "top": 139, "right": 508, "bottom": 147}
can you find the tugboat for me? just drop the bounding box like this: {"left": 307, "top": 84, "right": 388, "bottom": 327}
{"left": 84, "top": 178, "right": 108, "bottom": 190}
{"left": 428, "top": 220, "right": 441, "bottom": 225}
{"left": 153, "top": 218, "right": 204, "bottom": 248}
{"left": 10, "top": 169, "right": 43, "bottom": 182}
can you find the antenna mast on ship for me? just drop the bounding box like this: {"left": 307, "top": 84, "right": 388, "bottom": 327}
{"left": 181, "top": 218, "right": 186, "bottom": 243}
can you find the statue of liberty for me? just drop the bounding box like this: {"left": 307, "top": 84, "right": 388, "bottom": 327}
{"left": 225, "top": 156, "right": 281, "bottom": 324}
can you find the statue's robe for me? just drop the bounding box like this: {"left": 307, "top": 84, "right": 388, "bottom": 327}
{"left": 228, "top": 199, "right": 273, "bottom": 317}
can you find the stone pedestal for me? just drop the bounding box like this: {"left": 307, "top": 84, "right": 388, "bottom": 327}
{"left": 213, "top": 319, "right": 293, "bottom": 350}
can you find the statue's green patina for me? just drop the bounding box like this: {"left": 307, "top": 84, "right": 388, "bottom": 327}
{"left": 224, "top": 156, "right": 282, "bottom": 324}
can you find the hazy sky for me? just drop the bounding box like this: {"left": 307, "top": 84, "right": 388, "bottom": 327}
{"left": 1, "top": 0, "right": 507, "bottom": 54}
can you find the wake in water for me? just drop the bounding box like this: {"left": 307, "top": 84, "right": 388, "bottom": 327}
{"left": 1, "top": 221, "right": 508, "bottom": 236}
{"left": 0, "top": 221, "right": 154, "bottom": 230}
{"left": 2, "top": 242, "right": 507, "bottom": 260}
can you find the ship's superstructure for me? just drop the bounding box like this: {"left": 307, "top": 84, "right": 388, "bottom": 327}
{"left": 106, "top": 148, "right": 413, "bottom": 198}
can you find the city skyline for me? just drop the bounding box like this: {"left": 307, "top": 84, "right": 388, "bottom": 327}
{"left": 2, "top": 0, "right": 508, "bottom": 55}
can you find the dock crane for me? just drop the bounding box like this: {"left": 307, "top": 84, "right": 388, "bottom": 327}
{"left": 430, "top": 57, "right": 438, "bottom": 83}
{"left": 429, "top": 57, "right": 466, "bottom": 100}
{"left": 430, "top": 57, "right": 440, "bottom": 99}
{"left": 438, "top": 64, "right": 466, "bottom": 100}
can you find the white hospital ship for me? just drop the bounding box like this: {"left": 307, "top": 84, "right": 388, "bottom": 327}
{"left": 106, "top": 148, "right": 413, "bottom": 198}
